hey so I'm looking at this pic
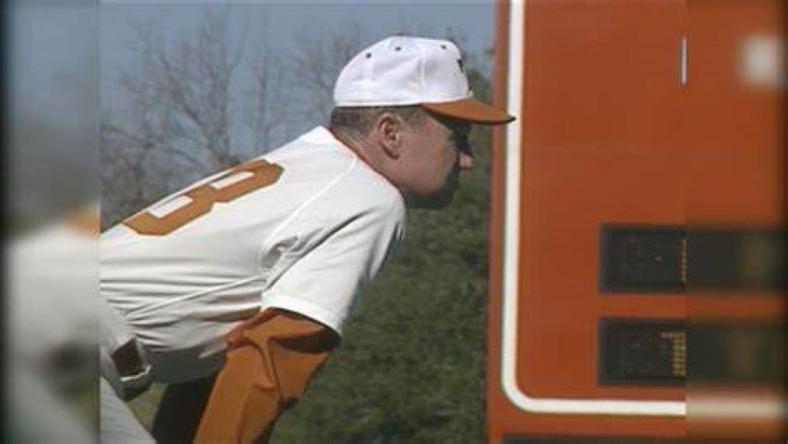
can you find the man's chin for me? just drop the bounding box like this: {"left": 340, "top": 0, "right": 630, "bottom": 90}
{"left": 404, "top": 177, "right": 459, "bottom": 209}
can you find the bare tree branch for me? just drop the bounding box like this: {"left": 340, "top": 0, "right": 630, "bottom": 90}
{"left": 103, "top": 12, "right": 372, "bottom": 225}
{"left": 290, "top": 24, "right": 363, "bottom": 123}
{"left": 103, "top": 9, "right": 286, "bottom": 224}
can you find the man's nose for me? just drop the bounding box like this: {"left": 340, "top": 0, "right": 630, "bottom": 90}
{"left": 457, "top": 151, "right": 474, "bottom": 170}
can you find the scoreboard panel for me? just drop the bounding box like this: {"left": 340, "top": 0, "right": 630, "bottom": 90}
{"left": 487, "top": 0, "right": 784, "bottom": 442}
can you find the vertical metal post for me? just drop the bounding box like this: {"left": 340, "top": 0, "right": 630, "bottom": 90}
{"left": 680, "top": 36, "right": 688, "bottom": 86}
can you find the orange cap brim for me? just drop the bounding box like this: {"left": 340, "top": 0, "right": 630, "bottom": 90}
{"left": 421, "top": 98, "right": 515, "bottom": 125}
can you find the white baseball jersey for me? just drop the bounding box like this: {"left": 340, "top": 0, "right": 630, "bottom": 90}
{"left": 101, "top": 127, "right": 406, "bottom": 382}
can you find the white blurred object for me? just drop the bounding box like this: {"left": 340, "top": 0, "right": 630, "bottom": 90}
{"left": 8, "top": 370, "right": 95, "bottom": 443}
{"left": 6, "top": 212, "right": 98, "bottom": 441}
{"left": 739, "top": 34, "right": 785, "bottom": 88}
{"left": 8, "top": 224, "right": 97, "bottom": 361}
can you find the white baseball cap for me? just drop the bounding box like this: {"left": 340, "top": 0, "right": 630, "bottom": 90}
{"left": 333, "top": 36, "right": 514, "bottom": 125}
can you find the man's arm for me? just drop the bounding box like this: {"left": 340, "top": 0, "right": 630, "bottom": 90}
{"left": 193, "top": 308, "right": 339, "bottom": 443}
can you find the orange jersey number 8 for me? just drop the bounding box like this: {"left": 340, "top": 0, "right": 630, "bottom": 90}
{"left": 124, "top": 159, "right": 283, "bottom": 236}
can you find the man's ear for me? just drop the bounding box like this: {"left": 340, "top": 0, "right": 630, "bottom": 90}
{"left": 373, "top": 113, "right": 402, "bottom": 159}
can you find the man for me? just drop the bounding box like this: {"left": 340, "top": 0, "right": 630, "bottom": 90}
{"left": 100, "top": 35, "right": 514, "bottom": 443}
{"left": 8, "top": 207, "right": 98, "bottom": 443}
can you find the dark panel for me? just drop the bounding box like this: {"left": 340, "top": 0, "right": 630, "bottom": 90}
{"left": 600, "top": 225, "right": 686, "bottom": 293}
{"left": 689, "top": 322, "right": 784, "bottom": 384}
{"left": 687, "top": 227, "right": 785, "bottom": 291}
{"left": 599, "top": 319, "right": 686, "bottom": 386}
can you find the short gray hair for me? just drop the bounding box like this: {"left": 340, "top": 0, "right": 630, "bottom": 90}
{"left": 329, "top": 106, "right": 426, "bottom": 138}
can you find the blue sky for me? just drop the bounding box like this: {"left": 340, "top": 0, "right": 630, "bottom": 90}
{"left": 98, "top": 1, "right": 498, "bottom": 148}
{"left": 11, "top": 4, "right": 96, "bottom": 129}
{"left": 11, "top": 1, "right": 496, "bottom": 131}
{"left": 6, "top": 0, "right": 498, "bottom": 224}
